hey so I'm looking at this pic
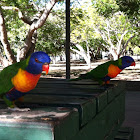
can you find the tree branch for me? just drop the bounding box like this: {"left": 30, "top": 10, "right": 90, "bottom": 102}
{"left": 117, "top": 30, "right": 128, "bottom": 55}
{"left": 0, "top": 53, "right": 3, "bottom": 66}
{"left": 19, "top": 0, "right": 58, "bottom": 60}
{"left": 1, "top": 6, "right": 33, "bottom": 25}
{"left": 71, "top": 46, "right": 91, "bottom": 67}
{"left": 75, "top": 44, "right": 85, "bottom": 52}
{"left": 119, "top": 34, "right": 135, "bottom": 57}
{"left": 105, "top": 20, "right": 115, "bottom": 49}
{"left": 30, "top": 0, "right": 57, "bottom": 33}
{"left": 93, "top": 25, "right": 108, "bottom": 42}
{"left": 0, "top": 7, "right": 16, "bottom": 63}
{"left": 124, "top": 35, "right": 135, "bottom": 49}
{"left": 71, "top": 47, "right": 88, "bottom": 61}
{"left": 71, "top": 47, "right": 82, "bottom": 56}
{"left": 31, "top": 1, "right": 39, "bottom": 11}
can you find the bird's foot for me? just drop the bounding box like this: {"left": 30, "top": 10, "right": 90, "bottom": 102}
{"left": 8, "top": 107, "right": 30, "bottom": 112}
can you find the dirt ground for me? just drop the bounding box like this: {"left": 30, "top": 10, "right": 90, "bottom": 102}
{"left": 47, "top": 60, "right": 140, "bottom": 81}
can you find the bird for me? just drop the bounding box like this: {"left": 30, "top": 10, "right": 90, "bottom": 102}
{"left": 72, "top": 56, "right": 135, "bottom": 85}
{"left": 0, "top": 51, "right": 51, "bottom": 111}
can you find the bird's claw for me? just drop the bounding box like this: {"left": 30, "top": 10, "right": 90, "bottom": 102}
{"left": 8, "top": 107, "right": 30, "bottom": 112}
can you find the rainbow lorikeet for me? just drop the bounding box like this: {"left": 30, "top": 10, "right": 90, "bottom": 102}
{"left": 73, "top": 56, "right": 135, "bottom": 85}
{"left": 0, "top": 51, "right": 51, "bottom": 111}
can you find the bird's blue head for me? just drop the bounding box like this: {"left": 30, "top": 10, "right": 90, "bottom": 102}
{"left": 119, "top": 56, "right": 135, "bottom": 70}
{"left": 26, "top": 51, "right": 51, "bottom": 74}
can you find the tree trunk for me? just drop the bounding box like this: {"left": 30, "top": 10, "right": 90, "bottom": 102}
{"left": 18, "top": 0, "right": 57, "bottom": 60}
{"left": 86, "top": 40, "right": 91, "bottom": 68}
{"left": 118, "top": 34, "right": 135, "bottom": 57}
{"left": 0, "top": 7, "right": 16, "bottom": 65}
{"left": 0, "top": 0, "right": 57, "bottom": 65}
{"left": 71, "top": 44, "right": 91, "bottom": 68}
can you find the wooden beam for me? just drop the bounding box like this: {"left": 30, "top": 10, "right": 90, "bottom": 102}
{"left": 65, "top": 0, "right": 70, "bottom": 79}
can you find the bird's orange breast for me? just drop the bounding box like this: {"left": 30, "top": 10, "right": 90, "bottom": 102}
{"left": 12, "top": 69, "right": 41, "bottom": 92}
{"left": 107, "top": 64, "right": 122, "bottom": 78}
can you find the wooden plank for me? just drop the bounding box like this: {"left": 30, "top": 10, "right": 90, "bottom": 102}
{"left": 107, "top": 81, "right": 125, "bottom": 103}
{"left": 29, "top": 80, "right": 110, "bottom": 120}
{"left": 21, "top": 94, "right": 96, "bottom": 127}
{"left": 29, "top": 79, "right": 125, "bottom": 123}
{"left": 104, "top": 92, "right": 125, "bottom": 140}
{"left": 68, "top": 91, "right": 125, "bottom": 140}
{"left": 30, "top": 79, "right": 105, "bottom": 96}
{"left": 0, "top": 107, "right": 79, "bottom": 140}
{"left": 104, "top": 114, "right": 124, "bottom": 140}
{"left": 0, "top": 78, "right": 126, "bottom": 140}
{"left": 29, "top": 87, "right": 105, "bottom": 98}
{"left": 114, "top": 127, "right": 134, "bottom": 140}
{"left": 30, "top": 78, "right": 108, "bottom": 115}
{"left": 95, "top": 90, "right": 108, "bottom": 113}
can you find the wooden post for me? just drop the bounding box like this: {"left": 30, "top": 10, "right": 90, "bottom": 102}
{"left": 66, "top": 0, "right": 70, "bottom": 79}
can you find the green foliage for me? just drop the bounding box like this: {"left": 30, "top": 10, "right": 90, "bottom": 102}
{"left": 1, "top": 0, "right": 35, "bottom": 14}
{"left": 133, "top": 46, "right": 140, "bottom": 55}
{"left": 1, "top": 0, "right": 139, "bottom": 60}
{"left": 92, "top": 0, "right": 119, "bottom": 17}
{"left": 36, "top": 11, "right": 65, "bottom": 56}
{"left": 1, "top": 0, "right": 38, "bottom": 55}
{"left": 115, "top": 0, "right": 140, "bottom": 19}
{"left": 92, "top": 0, "right": 140, "bottom": 26}
{"left": 70, "top": 3, "right": 139, "bottom": 60}
{"left": 3, "top": 9, "right": 29, "bottom": 53}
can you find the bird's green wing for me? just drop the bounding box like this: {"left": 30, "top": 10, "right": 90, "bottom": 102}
{"left": 0, "top": 59, "right": 28, "bottom": 96}
{"left": 85, "top": 61, "right": 114, "bottom": 79}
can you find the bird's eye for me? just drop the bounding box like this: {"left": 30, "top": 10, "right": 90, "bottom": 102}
{"left": 126, "top": 60, "right": 130, "bottom": 63}
{"left": 35, "top": 58, "right": 39, "bottom": 62}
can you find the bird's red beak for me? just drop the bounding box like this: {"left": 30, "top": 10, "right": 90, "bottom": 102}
{"left": 131, "top": 61, "right": 136, "bottom": 66}
{"left": 42, "top": 63, "right": 49, "bottom": 74}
